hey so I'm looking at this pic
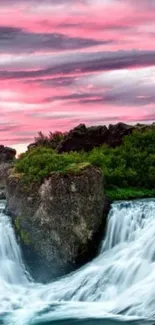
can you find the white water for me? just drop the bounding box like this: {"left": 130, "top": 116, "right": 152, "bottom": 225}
{"left": 1, "top": 199, "right": 155, "bottom": 324}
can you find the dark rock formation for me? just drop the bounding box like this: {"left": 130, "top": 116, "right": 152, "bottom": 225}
{"left": 107, "top": 123, "right": 135, "bottom": 147}
{"left": 0, "top": 145, "right": 16, "bottom": 163}
{"left": 58, "top": 123, "right": 134, "bottom": 153}
{"left": 6, "top": 165, "right": 109, "bottom": 282}
{"left": 0, "top": 163, "right": 14, "bottom": 199}
{"left": 27, "top": 122, "right": 155, "bottom": 154}
{"left": 0, "top": 146, "right": 16, "bottom": 199}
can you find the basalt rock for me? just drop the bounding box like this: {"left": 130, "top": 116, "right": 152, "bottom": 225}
{"left": 6, "top": 165, "right": 109, "bottom": 282}
{"left": 107, "top": 123, "right": 134, "bottom": 147}
{"left": 27, "top": 122, "right": 155, "bottom": 154}
{"left": 58, "top": 123, "right": 134, "bottom": 153}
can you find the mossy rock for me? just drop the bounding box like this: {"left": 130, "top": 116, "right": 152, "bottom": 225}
{"left": 63, "top": 162, "right": 92, "bottom": 173}
{"left": 14, "top": 217, "right": 32, "bottom": 246}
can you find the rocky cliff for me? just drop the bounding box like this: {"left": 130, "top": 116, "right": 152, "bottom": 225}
{"left": 6, "top": 165, "right": 109, "bottom": 282}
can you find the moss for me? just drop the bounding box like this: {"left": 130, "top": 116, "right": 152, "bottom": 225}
{"left": 14, "top": 217, "right": 21, "bottom": 231}
{"left": 20, "top": 230, "right": 31, "bottom": 246}
{"left": 14, "top": 217, "right": 32, "bottom": 246}
{"left": 62, "top": 162, "right": 91, "bottom": 174}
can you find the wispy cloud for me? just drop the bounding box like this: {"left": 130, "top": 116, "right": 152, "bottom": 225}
{"left": 0, "top": 26, "right": 108, "bottom": 54}
{"left": 1, "top": 50, "right": 155, "bottom": 80}
{"left": 1, "top": 0, "right": 155, "bottom": 148}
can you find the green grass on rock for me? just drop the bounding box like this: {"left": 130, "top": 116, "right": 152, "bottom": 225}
{"left": 14, "top": 129, "right": 155, "bottom": 200}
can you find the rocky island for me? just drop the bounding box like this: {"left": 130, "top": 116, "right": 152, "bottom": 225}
{"left": 0, "top": 122, "right": 155, "bottom": 281}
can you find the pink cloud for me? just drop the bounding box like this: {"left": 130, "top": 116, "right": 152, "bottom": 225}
{"left": 1, "top": 0, "right": 155, "bottom": 150}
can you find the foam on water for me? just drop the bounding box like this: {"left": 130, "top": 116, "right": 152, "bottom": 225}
{"left": 1, "top": 199, "right": 155, "bottom": 324}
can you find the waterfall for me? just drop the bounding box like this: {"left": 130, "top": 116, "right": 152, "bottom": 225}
{"left": 0, "top": 201, "right": 29, "bottom": 285}
{"left": 1, "top": 199, "right": 155, "bottom": 325}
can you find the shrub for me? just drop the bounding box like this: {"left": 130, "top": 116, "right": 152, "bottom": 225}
{"left": 32, "top": 131, "right": 66, "bottom": 149}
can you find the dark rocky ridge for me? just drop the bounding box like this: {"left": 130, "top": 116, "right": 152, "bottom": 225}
{"left": 58, "top": 122, "right": 134, "bottom": 153}
{"left": 6, "top": 165, "right": 109, "bottom": 282}
{"left": 58, "top": 122, "right": 155, "bottom": 154}
{"left": 27, "top": 122, "right": 155, "bottom": 154}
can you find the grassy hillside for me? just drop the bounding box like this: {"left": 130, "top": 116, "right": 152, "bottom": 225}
{"left": 15, "top": 129, "right": 155, "bottom": 200}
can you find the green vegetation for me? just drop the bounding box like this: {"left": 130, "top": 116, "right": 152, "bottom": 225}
{"left": 15, "top": 129, "right": 155, "bottom": 200}
{"left": 16, "top": 147, "right": 88, "bottom": 183}
{"left": 105, "top": 188, "right": 155, "bottom": 201}
{"left": 32, "top": 131, "right": 66, "bottom": 149}
{"left": 14, "top": 217, "right": 21, "bottom": 231}
{"left": 20, "top": 230, "right": 31, "bottom": 246}
{"left": 14, "top": 217, "right": 31, "bottom": 246}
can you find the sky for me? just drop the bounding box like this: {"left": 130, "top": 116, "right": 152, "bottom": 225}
{"left": 1, "top": 0, "right": 155, "bottom": 153}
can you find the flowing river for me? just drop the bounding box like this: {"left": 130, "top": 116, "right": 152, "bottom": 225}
{"left": 0, "top": 199, "right": 155, "bottom": 325}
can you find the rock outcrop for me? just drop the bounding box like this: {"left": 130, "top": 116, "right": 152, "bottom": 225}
{"left": 0, "top": 145, "right": 16, "bottom": 163}
{"left": 0, "top": 163, "right": 13, "bottom": 187}
{"left": 58, "top": 123, "right": 134, "bottom": 153}
{"left": 27, "top": 122, "right": 155, "bottom": 154}
{"left": 6, "top": 165, "right": 109, "bottom": 282}
{"left": 0, "top": 146, "right": 16, "bottom": 199}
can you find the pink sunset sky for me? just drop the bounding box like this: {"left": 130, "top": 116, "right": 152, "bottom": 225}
{"left": 1, "top": 0, "right": 155, "bottom": 153}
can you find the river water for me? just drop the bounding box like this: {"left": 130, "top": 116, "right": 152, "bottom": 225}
{"left": 0, "top": 199, "right": 155, "bottom": 325}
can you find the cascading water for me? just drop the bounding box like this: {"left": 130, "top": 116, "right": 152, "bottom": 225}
{"left": 1, "top": 199, "right": 155, "bottom": 325}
